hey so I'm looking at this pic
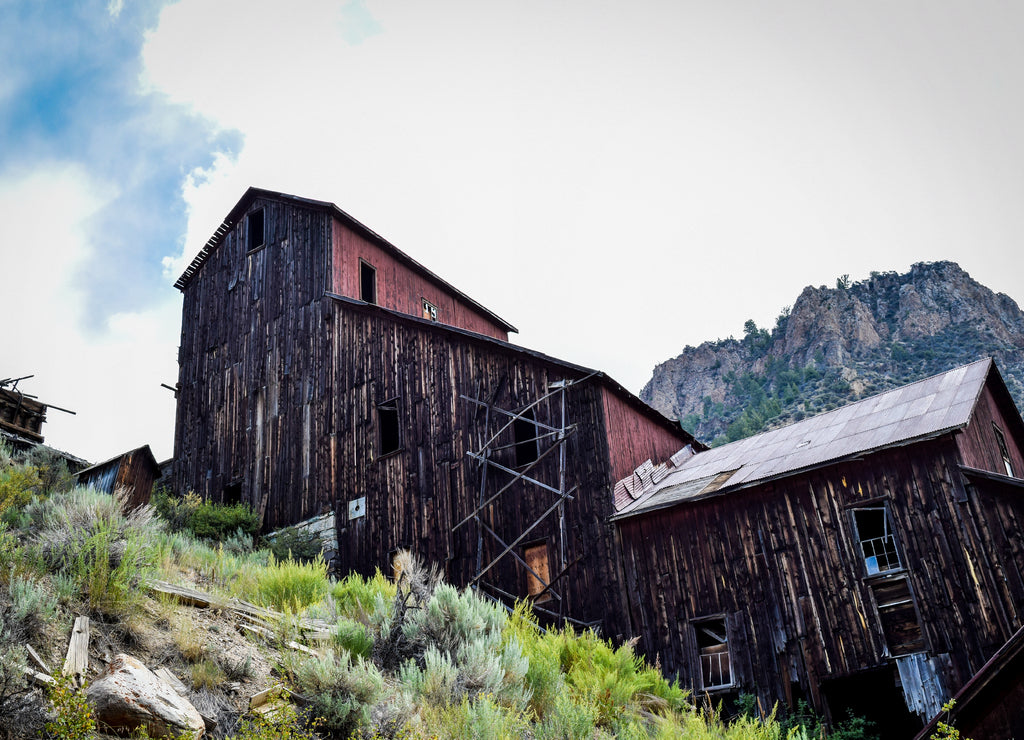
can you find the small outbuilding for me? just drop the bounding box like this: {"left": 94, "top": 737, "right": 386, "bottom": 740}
{"left": 77, "top": 445, "right": 161, "bottom": 510}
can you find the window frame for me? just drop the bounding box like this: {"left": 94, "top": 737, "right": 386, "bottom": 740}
{"left": 422, "top": 298, "right": 438, "bottom": 321}
{"left": 850, "top": 505, "right": 903, "bottom": 577}
{"left": 376, "top": 396, "right": 401, "bottom": 459}
{"left": 993, "top": 422, "right": 1015, "bottom": 477}
{"left": 523, "top": 540, "right": 552, "bottom": 603}
{"left": 692, "top": 615, "right": 733, "bottom": 691}
{"left": 360, "top": 260, "right": 378, "bottom": 305}
{"left": 246, "top": 208, "right": 265, "bottom": 252}
{"left": 513, "top": 407, "right": 540, "bottom": 467}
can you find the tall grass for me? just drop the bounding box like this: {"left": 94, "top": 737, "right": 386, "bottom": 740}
{"left": 255, "top": 553, "right": 329, "bottom": 613}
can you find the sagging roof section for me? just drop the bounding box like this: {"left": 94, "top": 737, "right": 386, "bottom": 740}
{"left": 174, "top": 187, "right": 518, "bottom": 335}
{"left": 614, "top": 358, "right": 995, "bottom": 519}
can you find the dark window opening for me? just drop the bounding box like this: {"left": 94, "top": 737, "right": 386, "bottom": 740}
{"left": 246, "top": 209, "right": 265, "bottom": 251}
{"left": 422, "top": 298, "right": 438, "bottom": 321}
{"left": 223, "top": 481, "right": 242, "bottom": 505}
{"left": 360, "top": 261, "right": 377, "bottom": 304}
{"left": 524, "top": 542, "right": 551, "bottom": 601}
{"left": 872, "top": 577, "right": 925, "bottom": 655}
{"left": 993, "top": 423, "right": 1015, "bottom": 477}
{"left": 853, "top": 507, "right": 901, "bottom": 575}
{"left": 694, "top": 617, "right": 731, "bottom": 689}
{"left": 514, "top": 408, "right": 540, "bottom": 466}
{"left": 377, "top": 398, "right": 400, "bottom": 456}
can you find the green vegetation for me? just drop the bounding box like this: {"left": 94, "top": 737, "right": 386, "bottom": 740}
{"left": 0, "top": 444, "right": 882, "bottom": 739}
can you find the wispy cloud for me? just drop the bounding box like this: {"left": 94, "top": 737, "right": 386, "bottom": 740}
{"left": 0, "top": 0, "right": 240, "bottom": 332}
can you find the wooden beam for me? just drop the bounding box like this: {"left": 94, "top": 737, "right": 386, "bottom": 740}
{"left": 62, "top": 616, "right": 89, "bottom": 686}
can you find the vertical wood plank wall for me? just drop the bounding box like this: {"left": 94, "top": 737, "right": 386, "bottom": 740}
{"left": 616, "top": 435, "right": 1024, "bottom": 714}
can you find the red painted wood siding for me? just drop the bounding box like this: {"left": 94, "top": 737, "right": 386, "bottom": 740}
{"left": 330, "top": 218, "right": 508, "bottom": 340}
{"left": 601, "top": 387, "right": 690, "bottom": 482}
{"left": 958, "top": 384, "right": 1024, "bottom": 477}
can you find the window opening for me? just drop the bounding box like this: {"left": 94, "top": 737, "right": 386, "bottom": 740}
{"left": 872, "top": 577, "right": 925, "bottom": 655}
{"left": 422, "top": 298, "right": 438, "bottom": 321}
{"left": 514, "top": 408, "right": 540, "bottom": 466}
{"left": 223, "top": 481, "right": 242, "bottom": 505}
{"left": 853, "top": 507, "right": 901, "bottom": 575}
{"left": 524, "top": 542, "right": 551, "bottom": 601}
{"left": 694, "top": 618, "right": 731, "bottom": 689}
{"left": 246, "top": 209, "right": 265, "bottom": 251}
{"left": 993, "top": 423, "right": 1015, "bottom": 477}
{"left": 377, "top": 398, "right": 400, "bottom": 456}
{"left": 360, "top": 261, "right": 377, "bottom": 304}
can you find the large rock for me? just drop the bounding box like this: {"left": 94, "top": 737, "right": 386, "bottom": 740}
{"left": 86, "top": 654, "right": 205, "bottom": 739}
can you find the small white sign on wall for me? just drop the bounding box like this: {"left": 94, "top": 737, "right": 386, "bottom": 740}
{"left": 348, "top": 496, "right": 367, "bottom": 520}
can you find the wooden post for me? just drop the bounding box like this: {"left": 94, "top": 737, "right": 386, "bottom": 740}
{"left": 62, "top": 616, "right": 89, "bottom": 686}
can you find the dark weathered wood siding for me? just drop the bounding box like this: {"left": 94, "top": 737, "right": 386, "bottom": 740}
{"left": 601, "top": 388, "right": 691, "bottom": 482}
{"left": 618, "top": 433, "right": 1024, "bottom": 717}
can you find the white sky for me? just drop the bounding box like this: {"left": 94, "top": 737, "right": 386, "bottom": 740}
{"left": 3, "top": 0, "right": 1024, "bottom": 463}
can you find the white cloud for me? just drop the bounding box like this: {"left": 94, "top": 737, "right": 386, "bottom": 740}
{"left": 0, "top": 167, "right": 179, "bottom": 462}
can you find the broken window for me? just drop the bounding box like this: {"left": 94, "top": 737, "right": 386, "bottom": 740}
{"left": 852, "top": 507, "right": 902, "bottom": 575}
{"left": 422, "top": 298, "right": 438, "bottom": 321}
{"left": 514, "top": 408, "right": 540, "bottom": 466}
{"left": 694, "top": 617, "right": 731, "bottom": 689}
{"left": 360, "top": 260, "right": 377, "bottom": 304}
{"left": 246, "top": 208, "right": 265, "bottom": 251}
{"left": 993, "top": 423, "right": 1015, "bottom": 477}
{"left": 872, "top": 577, "right": 926, "bottom": 655}
{"left": 377, "top": 398, "right": 400, "bottom": 456}
{"left": 523, "top": 541, "right": 551, "bottom": 601}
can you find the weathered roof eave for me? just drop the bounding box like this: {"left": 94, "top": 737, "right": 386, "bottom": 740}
{"left": 174, "top": 187, "right": 518, "bottom": 335}
{"left": 612, "top": 427, "right": 963, "bottom": 522}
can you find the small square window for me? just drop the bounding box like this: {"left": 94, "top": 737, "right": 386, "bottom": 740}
{"left": 360, "top": 261, "right": 377, "bottom": 304}
{"left": 247, "top": 209, "right": 265, "bottom": 251}
{"left": 852, "top": 507, "right": 901, "bottom": 575}
{"left": 377, "top": 398, "right": 400, "bottom": 456}
{"left": 422, "top": 298, "right": 438, "bottom": 321}
{"left": 694, "top": 618, "right": 731, "bottom": 689}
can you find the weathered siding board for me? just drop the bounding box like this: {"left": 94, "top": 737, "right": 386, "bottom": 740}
{"left": 331, "top": 218, "right": 508, "bottom": 340}
{"left": 958, "top": 384, "right": 1024, "bottom": 475}
{"left": 600, "top": 388, "right": 691, "bottom": 482}
{"left": 619, "top": 438, "right": 1024, "bottom": 720}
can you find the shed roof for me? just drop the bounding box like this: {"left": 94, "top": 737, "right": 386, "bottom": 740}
{"left": 615, "top": 358, "right": 998, "bottom": 519}
{"left": 174, "top": 188, "right": 517, "bottom": 335}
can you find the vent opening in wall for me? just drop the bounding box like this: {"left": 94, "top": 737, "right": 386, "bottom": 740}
{"left": 378, "top": 398, "right": 400, "bottom": 456}
{"left": 514, "top": 408, "right": 540, "bottom": 466}
{"left": 247, "top": 208, "right": 265, "bottom": 251}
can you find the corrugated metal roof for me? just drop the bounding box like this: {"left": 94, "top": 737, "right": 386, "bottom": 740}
{"left": 614, "top": 358, "right": 993, "bottom": 520}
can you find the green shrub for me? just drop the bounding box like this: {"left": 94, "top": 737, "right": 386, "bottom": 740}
{"left": 0, "top": 614, "right": 29, "bottom": 711}
{"left": 255, "top": 553, "right": 329, "bottom": 613}
{"left": 331, "top": 569, "right": 396, "bottom": 620}
{"left": 291, "top": 650, "right": 386, "bottom": 738}
{"left": 20, "top": 445, "right": 74, "bottom": 496}
{"left": 9, "top": 574, "right": 59, "bottom": 635}
{"left": 263, "top": 525, "right": 322, "bottom": 564}
{"left": 0, "top": 462, "right": 40, "bottom": 518}
{"left": 428, "top": 694, "right": 531, "bottom": 740}
{"left": 190, "top": 499, "right": 260, "bottom": 542}
{"left": 45, "top": 673, "right": 96, "bottom": 740}
{"left": 225, "top": 702, "right": 320, "bottom": 740}
{"left": 333, "top": 617, "right": 373, "bottom": 659}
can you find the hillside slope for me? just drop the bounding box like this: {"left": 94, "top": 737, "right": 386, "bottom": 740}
{"left": 641, "top": 261, "right": 1024, "bottom": 445}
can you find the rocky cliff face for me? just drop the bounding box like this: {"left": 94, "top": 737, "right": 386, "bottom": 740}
{"left": 641, "top": 261, "right": 1024, "bottom": 445}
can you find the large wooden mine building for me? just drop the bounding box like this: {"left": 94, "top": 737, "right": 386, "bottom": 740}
{"left": 613, "top": 358, "right": 1024, "bottom": 736}
{"left": 174, "top": 188, "right": 1024, "bottom": 737}
{"left": 172, "top": 187, "right": 697, "bottom": 632}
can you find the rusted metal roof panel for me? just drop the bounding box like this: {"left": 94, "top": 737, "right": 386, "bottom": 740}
{"left": 616, "top": 358, "right": 995, "bottom": 519}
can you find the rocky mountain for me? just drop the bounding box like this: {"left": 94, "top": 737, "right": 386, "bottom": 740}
{"left": 641, "top": 261, "right": 1024, "bottom": 446}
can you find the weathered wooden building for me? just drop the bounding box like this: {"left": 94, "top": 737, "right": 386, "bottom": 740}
{"left": 613, "top": 358, "right": 1024, "bottom": 736}
{"left": 76, "top": 444, "right": 161, "bottom": 510}
{"left": 0, "top": 383, "right": 48, "bottom": 446}
{"left": 173, "top": 187, "right": 697, "bottom": 630}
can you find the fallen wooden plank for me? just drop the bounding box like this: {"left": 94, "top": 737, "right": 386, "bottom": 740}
{"left": 62, "top": 616, "right": 89, "bottom": 686}
{"left": 286, "top": 640, "right": 321, "bottom": 657}
{"left": 249, "top": 684, "right": 286, "bottom": 710}
{"left": 21, "top": 666, "right": 55, "bottom": 688}
{"left": 25, "top": 644, "right": 51, "bottom": 674}
{"left": 147, "top": 580, "right": 220, "bottom": 609}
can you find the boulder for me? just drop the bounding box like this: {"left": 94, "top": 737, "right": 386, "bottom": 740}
{"left": 86, "top": 654, "right": 205, "bottom": 739}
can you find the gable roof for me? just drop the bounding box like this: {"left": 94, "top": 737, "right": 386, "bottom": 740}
{"left": 614, "top": 358, "right": 998, "bottom": 519}
{"left": 174, "top": 187, "right": 517, "bottom": 335}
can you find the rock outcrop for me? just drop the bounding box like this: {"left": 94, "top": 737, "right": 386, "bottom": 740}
{"left": 642, "top": 261, "right": 1024, "bottom": 444}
